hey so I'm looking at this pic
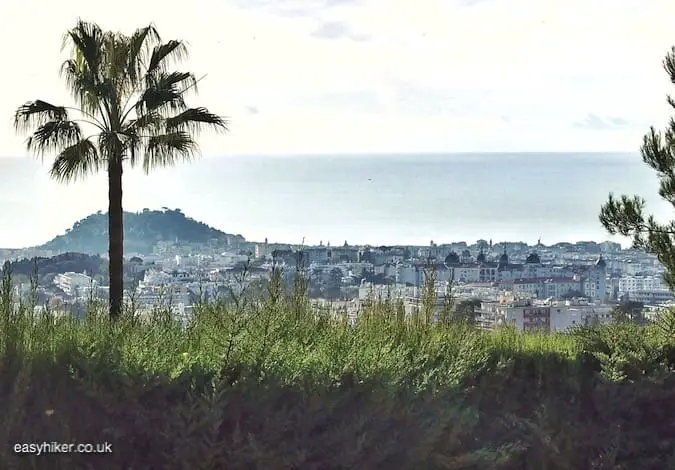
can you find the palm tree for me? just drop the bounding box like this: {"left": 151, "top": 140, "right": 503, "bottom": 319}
{"left": 14, "top": 20, "right": 228, "bottom": 320}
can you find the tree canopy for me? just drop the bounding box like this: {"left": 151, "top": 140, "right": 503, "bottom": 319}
{"left": 14, "top": 21, "right": 229, "bottom": 180}
{"left": 2, "top": 252, "right": 106, "bottom": 281}
{"left": 13, "top": 20, "right": 228, "bottom": 319}
{"left": 39, "top": 208, "right": 244, "bottom": 254}
{"left": 600, "top": 46, "right": 675, "bottom": 290}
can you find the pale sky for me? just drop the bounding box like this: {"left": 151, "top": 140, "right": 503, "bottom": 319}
{"left": 2, "top": 0, "right": 675, "bottom": 156}
{"left": 1, "top": 0, "right": 675, "bottom": 248}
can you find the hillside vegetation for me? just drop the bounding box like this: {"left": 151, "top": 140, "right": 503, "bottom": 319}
{"left": 1, "top": 266, "right": 674, "bottom": 469}
{"left": 7, "top": 252, "right": 106, "bottom": 280}
{"left": 37, "top": 208, "right": 244, "bottom": 255}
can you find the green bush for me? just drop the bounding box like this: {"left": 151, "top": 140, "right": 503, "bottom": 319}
{"left": 1, "top": 266, "right": 674, "bottom": 469}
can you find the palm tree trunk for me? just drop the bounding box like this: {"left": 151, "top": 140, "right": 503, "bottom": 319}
{"left": 108, "top": 159, "right": 124, "bottom": 320}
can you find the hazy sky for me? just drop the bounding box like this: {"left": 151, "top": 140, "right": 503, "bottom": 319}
{"left": 0, "top": 0, "right": 674, "bottom": 248}
{"left": 2, "top": 0, "right": 675, "bottom": 155}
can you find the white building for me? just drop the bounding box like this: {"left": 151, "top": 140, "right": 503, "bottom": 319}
{"left": 403, "top": 294, "right": 451, "bottom": 320}
{"left": 628, "top": 289, "right": 675, "bottom": 305}
{"left": 142, "top": 269, "right": 172, "bottom": 285}
{"left": 510, "top": 278, "right": 581, "bottom": 300}
{"left": 218, "top": 252, "right": 250, "bottom": 266}
{"left": 478, "top": 298, "right": 550, "bottom": 332}
{"left": 549, "top": 302, "right": 613, "bottom": 331}
{"left": 477, "top": 297, "right": 613, "bottom": 333}
{"left": 53, "top": 272, "right": 95, "bottom": 297}
{"left": 301, "top": 247, "right": 329, "bottom": 266}
{"left": 129, "top": 284, "right": 191, "bottom": 317}
{"left": 358, "top": 283, "right": 415, "bottom": 301}
{"left": 451, "top": 265, "right": 481, "bottom": 283}
{"left": 618, "top": 274, "right": 666, "bottom": 293}
{"left": 615, "top": 260, "right": 644, "bottom": 275}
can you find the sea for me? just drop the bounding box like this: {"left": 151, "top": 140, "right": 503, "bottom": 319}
{"left": 0, "top": 152, "right": 668, "bottom": 249}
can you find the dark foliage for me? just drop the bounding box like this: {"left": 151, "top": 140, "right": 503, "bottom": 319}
{"left": 37, "top": 208, "right": 244, "bottom": 255}
{"left": 4, "top": 253, "right": 106, "bottom": 280}
{"left": 2, "top": 336, "right": 675, "bottom": 469}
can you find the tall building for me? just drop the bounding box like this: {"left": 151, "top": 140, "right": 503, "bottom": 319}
{"left": 583, "top": 256, "right": 607, "bottom": 301}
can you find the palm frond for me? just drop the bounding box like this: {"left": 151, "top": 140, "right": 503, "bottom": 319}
{"left": 127, "top": 134, "right": 141, "bottom": 167}
{"left": 61, "top": 19, "right": 105, "bottom": 80}
{"left": 146, "top": 40, "right": 188, "bottom": 77}
{"left": 26, "top": 120, "right": 83, "bottom": 157}
{"left": 59, "top": 20, "right": 110, "bottom": 117}
{"left": 143, "top": 131, "right": 198, "bottom": 173}
{"left": 165, "top": 107, "right": 229, "bottom": 135}
{"left": 104, "top": 31, "right": 132, "bottom": 91}
{"left": 116, "top": 26, "right": 162, "bottom": 119}
{"left": 164, "top": 71, "right": 197, "bottom": 94}
{"left": 127, "top": 24, "right": 160, "bottom": 83}
{"left": 60, "top": 59, "right": 107, "bottom": 117}
{"left": 122, "top": 117, "right": 156, "bottom": 167}
{"left": 49, "top": 139, "right": 101, "bottom": 183}
{"left": 135, "top": 71, "right": 195, "bottom": 114}
{"left": 136, "top": 87, "right": 184, "bottom": 115}
{"left": 126, "top": 111, "right": 162, "bottom": 133}
{"left": 14, "top": 100, "right": 69, "bottom": 134}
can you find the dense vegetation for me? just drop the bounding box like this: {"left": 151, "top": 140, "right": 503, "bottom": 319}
{"left": 38, "top": 208, "right": 244, "bottom": 255}
{"left": 1, "top": 265, "right": 674, "bottom": 469}
{"left": 7, "top": 253, "right": 106, "bottom": 281}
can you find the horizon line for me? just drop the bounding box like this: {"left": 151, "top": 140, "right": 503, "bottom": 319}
{"left": 0, "top": 207, "right": 635, "bottom": 251}
{"left": 0, "top": 150, "right": 642, "bottom": 160}
{"left": 214, "top": 150, "right": 641, "bottom": 158}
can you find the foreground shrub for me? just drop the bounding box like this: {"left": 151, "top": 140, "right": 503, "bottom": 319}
{"left": 1, "top": 273, "right": 674, "bottom": 468}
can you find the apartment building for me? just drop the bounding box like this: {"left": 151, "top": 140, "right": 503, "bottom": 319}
{"left": 53, "top": 272, "right": 95, "bottom": 297}
{"left": 618, "top": 274, "right": 666, "bottom": 293}
{"left": 628, "top": 290, "right": 675, "bottom": 305}
{"left": 477, "top": 297, "right": 613, "bottom": 333}
{"left": 509, "top": 277, "right": 581, "bottom": 300}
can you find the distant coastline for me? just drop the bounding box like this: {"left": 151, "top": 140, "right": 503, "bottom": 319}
{"left": 0, "top": 152, "right": 657, "bottom": 249}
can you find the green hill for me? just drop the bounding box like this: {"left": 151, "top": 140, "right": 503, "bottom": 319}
{"left": 3, "top": 252, "right": 107, "bottom": 286}
{"left": 37, "top": 208, "right": 245, "bottom": 255}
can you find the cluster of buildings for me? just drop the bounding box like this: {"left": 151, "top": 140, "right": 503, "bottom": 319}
{"left": 474, "top": 296, "right": 615, "bottom": 332}
{"left": 8, "top": 237, "right": 674, "bottom": 332}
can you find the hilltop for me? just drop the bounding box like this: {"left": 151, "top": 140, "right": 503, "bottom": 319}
{"left": 35, "top": 208, "right": 245, "bottom": 255}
